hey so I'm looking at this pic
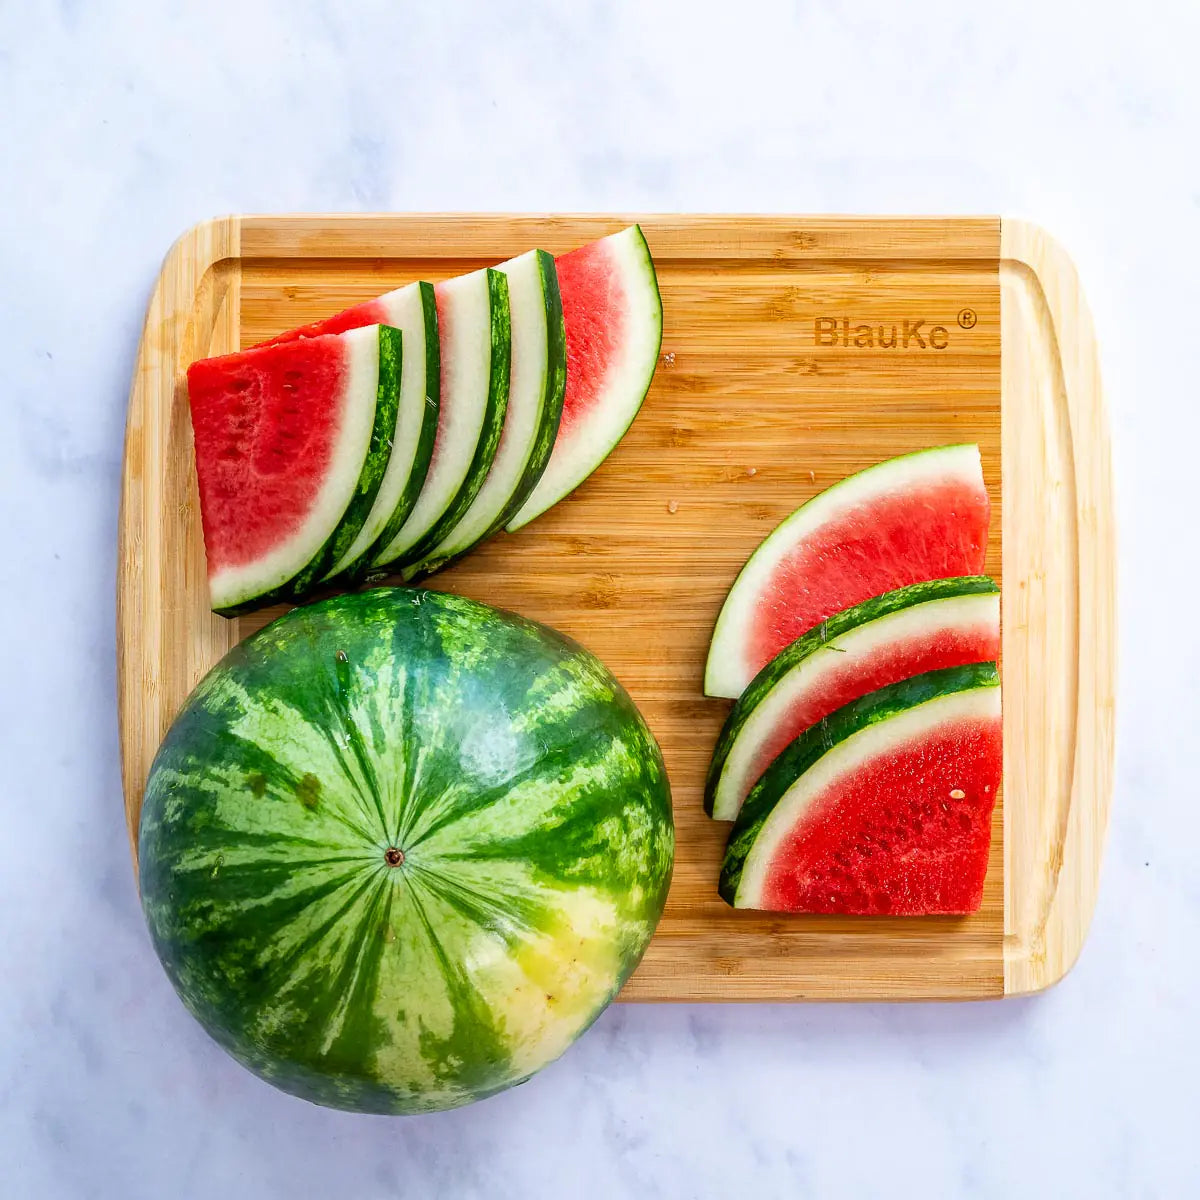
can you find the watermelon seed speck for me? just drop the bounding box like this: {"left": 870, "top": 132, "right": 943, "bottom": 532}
{"left": 950, "top": 788, "right": 965, "bottom": 799}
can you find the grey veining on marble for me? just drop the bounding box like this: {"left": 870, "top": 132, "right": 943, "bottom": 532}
{"left": 2, "top": 1, "right": 1197, "bottom": 1196}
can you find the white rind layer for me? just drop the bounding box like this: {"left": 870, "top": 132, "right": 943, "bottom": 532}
{"left": 735, "top": 684, "right": 1002, "bottom": 907}
{"left": 374, "top": 270, "right": 493, "bottom": 565}
{"left": 421, "top": 250, "right": 550, "bottom": 562}
{"left": 505, "top": 225, "right": 661, "bottom": 532}
{"left": 324, "top": 285, "right": 429, "bottom": 577}
{"left": 704, "top": 443, "right": 986, "bottom": 699}
{"left": 209, "top": 325, "right": 379, "bottom": 610}
{"left": 711, "top": 591, "right": 1000, "bottom": 820}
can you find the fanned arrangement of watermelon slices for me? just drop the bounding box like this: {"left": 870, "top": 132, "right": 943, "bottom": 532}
{"left": 706, "top": 576, "right": 1001, "bottom": 822}
{"left": 185, "top": 226, "right": 660, "bottom": 614}
{"left": 409, "top": 250, "right": 567, "bottom": 577}
{"left": 374, "top": 266, "right": 513, "bottom": 573}
{"left": 257, "top": 279, "right": 441, "bottom": 585}
{"left": 704, "top": 446, "right": 1002, "bottom": 916}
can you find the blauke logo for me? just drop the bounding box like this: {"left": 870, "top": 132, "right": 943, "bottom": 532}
{"left": 814, "top": 316, "right": 955, "bottom": 350}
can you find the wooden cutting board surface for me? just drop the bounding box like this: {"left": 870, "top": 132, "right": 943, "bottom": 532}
{"left": 117, "top": 215, "right": 1115, "bottom": 1000}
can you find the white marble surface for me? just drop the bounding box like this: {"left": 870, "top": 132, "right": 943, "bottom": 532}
{"left": 2, "top": 1, "right": 1196, "bottom": 1195}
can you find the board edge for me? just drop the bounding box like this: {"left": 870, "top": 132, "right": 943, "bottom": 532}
{"left": 116, "top": 213, "right": 1083, "bottom": 1005}
{"left": 117, "top": 215, "right": 243, "bottom": 881}
{"left": 1000, "top": 218, "right": 1116, "bottom": 996}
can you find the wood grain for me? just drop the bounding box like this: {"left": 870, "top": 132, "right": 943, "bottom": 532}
{"left": 117, "top": 214, "right": 1113, "bottom": 1000}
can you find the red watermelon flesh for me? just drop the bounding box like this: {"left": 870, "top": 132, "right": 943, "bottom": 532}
{"left": 722, "top": 667, "right": 1002, "bottom": 915}
{"left": 186, "top": 326, "right": 384, "bottom": 612}
{"left": 189, "top": 336, "right": 348, "bottom": 571}
{"left": 705, "top": 444, "right": 991, "bottom": 699}
{"left": 744, "top": 605, "right": 998, "bottom": 817}
{"left": 761, "top": 713, "right": 1000, "bottom": 914}
{"left": 556, "top": 238, "right": 624, "bottom": 439}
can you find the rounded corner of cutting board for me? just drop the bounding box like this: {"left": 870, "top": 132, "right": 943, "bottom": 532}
{"left": 999, "top": 215, "right": 1116, "bottom": 998}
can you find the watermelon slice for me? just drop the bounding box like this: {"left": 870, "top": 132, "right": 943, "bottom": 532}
{"left": 720, "top": 662, "right": 1002, "bottom": 914}
{"left": 186, "top": 324, "right": 401, "bottom": 615}
{"left": 408, "top": 249, "right": 566, "bottom": 577}
{"left": 372, "top": 268, "right": 510, "bottom": 569}
{"left": 705, "top": 444, "right": 991, "bottom": 699}
{"left": 322, "top": 284, "right": 439, "bottom": 580}
{"left": 706, "top": 577, "right": 1000, "bottom": 821}
{"left": 504, "top": 225, "right": 662, "bottom": 532}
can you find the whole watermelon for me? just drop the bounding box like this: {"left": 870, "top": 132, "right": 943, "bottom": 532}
{"left": 138, "top": 588, "right": 673, "bottom": 1113}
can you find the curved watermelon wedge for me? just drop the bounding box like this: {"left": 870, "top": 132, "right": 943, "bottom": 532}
{"left": 706, "top": 577, "right": 999, "bottom": 821}
{"left": 705, "top": 444, "right": 991, "bottom": 699}
{"left": 409, "top": 249, "right": 566, "bottom": 578}
{"left": 186, "top": 324, "right": 400, "bottom": 615}
{"left": 505, "top": 225, "right": 662, "bottom": 532}
{"left": 373, "top": 268, "right": 510, "bottom": 569}
{"left": 720, "top": 662, "right": 1002, "bottom": 914}
{"left": 323, "top": 283, "right": 440, "bottom": 581}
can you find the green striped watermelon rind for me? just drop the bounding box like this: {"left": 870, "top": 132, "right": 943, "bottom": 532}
{"left": 138, "top": 588, "right": 673, "bottom": 1114}
{"left": 499, "top": 249, "right": 568, "bottom": 527}
{"left": 406, "top": 250, "right": 566, "bottom": 580}
{"left": 335, "top": 282, "right": 441, "bottom": 584}
{"left": 384, "top": 269, "right": 512, "bottom": 570}
{"left": 504, "top": 225, "right": 663, "bottom": 533}
{"left": 704, "top": 576, "right": 999, "bottom": 819}
{"left": 286, "top": 325, "right": 401, "bottom": 597}
{"left": 214, "top": 325, "right": 402, "bottom": 617}
{"left": 718, "top": 661, "right": 1000, "bottom": 907}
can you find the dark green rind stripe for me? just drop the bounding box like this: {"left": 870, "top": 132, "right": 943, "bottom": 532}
{"left": 286, "top": 326, "right": 403, "bottom": 598}
{"left": 497, "top": 250, "right": 567, "bottom": 528}
{"left": 408, "top": 251, "right": 567, "bottom": 581}
{"left": 344, "top": 283, "right": 441, "bottom": 585}
{"left": 504, "top": 223, "right": 663, "bottom": 534}
{"left": 139, "top": 588, "right": 673, "bottom": 1114}
{"left": 394, "top": 270, "right": 512, "bottom": 571}
{"left": 703, "top": 576, "right": 999, "bottom": 817}
{"left": 718, "top": 661, "right": 999, "bottom": 906}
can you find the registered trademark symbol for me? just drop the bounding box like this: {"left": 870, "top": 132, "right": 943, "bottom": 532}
{"left": 958, "top": 308, "right": 978, "bottom": 329}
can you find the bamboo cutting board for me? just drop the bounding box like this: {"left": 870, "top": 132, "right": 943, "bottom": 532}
{"left": 117, "top": 215, "right": 1115, "bottom": 1001}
